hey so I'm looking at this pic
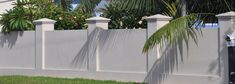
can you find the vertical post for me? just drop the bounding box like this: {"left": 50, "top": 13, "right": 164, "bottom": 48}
{"left": 0, "top": 16, "right": 2, "bottom": 31}
{"left": 33, "top": 18, "right": 56, "bottom": 70}
{"left": 216, "top": 11, "right": 235, "bottom": 83}
{"left": 145, "top": 14, "right": 172, "bottom": 71}
{"left": 86, "top": 17, "right": 110, "bottom": 71}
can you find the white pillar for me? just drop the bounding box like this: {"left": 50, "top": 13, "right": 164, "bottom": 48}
{"left": 145, "top": 14, "right": 172, "bottom": 71}
{"left": 0, "top": 25, "right": 2, "bottom": 32}
{"left": 86, "top": 17, "right": 110, "bottom": 71}
{"left": 0, "top": 16, "right": 2, "bottom": 31}
{"left": 33, "top": 18, "right": 56, "bottom": 70}
{"left": 146, "top": 14, "right": 172, "bottom": 37}
{"left": 216, "top": 11, "right": 235, "bottom": 83}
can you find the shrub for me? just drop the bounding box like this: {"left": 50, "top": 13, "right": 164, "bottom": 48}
{"left": 50, "top": 10, "right": 89, "bottom": 30}
{"left": 0, "top": 1, "right": 34, "bottom": 33}
{"left": 0, "top": 0, "right": 91, "bottom": 33}
{"left": 101, "top": 4, "right": 147, "bottom": 29}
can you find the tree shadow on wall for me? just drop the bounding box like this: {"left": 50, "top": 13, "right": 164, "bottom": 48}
{"left": 144, "top": 29, "right": 201, "bottom": 84}
{"left": 219, "top": 29, "right": 230, "bottom": 84}
{"left": 71, "top": 27, "right": 135, "bottom": 70}
{"left": 71, "top": 28, "right": 114, "bottom": 70}
{"left": 144, "top": 42, "right": 183, "bottom": 84}
{"left": 0, "top": 31, "right": 23, "bottom": 49}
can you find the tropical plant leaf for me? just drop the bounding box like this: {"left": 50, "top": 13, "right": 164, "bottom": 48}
{"left": 142, "top": 13, "right": 201, "bottom": 53}
{"left": 0, "top": 6, "right": 34, "bottom": 33}
{"left": 78, "top": 0, "right": 102, "bottom": 14}
{"left": 111, "top": 0, "right": 159, "bottom": 15}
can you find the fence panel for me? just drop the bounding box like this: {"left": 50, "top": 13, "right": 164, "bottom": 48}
{"left": 44, "top": 30, "right": 88, "bottom": 70}
{"left": 98, "top": 29, "right": 147, "bottom": 73}
{"left": 0, "top": 31, "right": 35, "bottom": 69}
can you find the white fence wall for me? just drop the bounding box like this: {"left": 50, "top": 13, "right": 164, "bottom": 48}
{"left": 0, "top": 31, "right": 35, "bottom": 69}
{"left": 98, "top": 29, "right": 147, "bottom": 73}
{"left": 0, "top": 12, "right": 234, "bottom": 84}
{"left": 0, "top": 29, "right": 148, "bottom": 82}
{"left": 144, "top": 28, "right": 224, "bottom": 84}
{"left": 44, "top": 30, "right": 88, "bottom": 70}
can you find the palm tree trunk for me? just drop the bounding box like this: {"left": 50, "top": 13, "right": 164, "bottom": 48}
{"left": 181, "top": 0, "right": 187, "bottom": 16}
{"left": 61, "top": 0, "right": 67, "bottom": 11}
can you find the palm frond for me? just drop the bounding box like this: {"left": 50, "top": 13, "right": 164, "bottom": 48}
{"left": 160, "top": 0, "right": 181, "bottom": 18}
{"left": 142, "top": 13, "right": 201, "bottom": 53}
{"left": 78, "top": 0, "right": 101, "bottom": 14}
{"left": 111, "top": 0, "right": 159, "bottom": 15}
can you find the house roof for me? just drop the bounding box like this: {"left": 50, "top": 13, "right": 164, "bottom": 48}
{"left": 0, "top": 0, "right": 15, "bottom": 14}
{"left": 0, "top": 0, "right": 14, "bottom": 3}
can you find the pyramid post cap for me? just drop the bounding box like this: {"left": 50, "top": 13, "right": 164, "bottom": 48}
{"left": 86, "top": 17, "right": 110, "bottom": 22}
{"left": 216, "top": 11, "right": 235, "bottom": 18}
{"left": 33, "top": 18, "right": 56, "bottom": 24}
{"left": 145, "top": 14, "right": 172, "bottom": 21}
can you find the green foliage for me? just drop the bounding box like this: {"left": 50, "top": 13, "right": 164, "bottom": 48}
{"left": 101, "top": 4, "right": 147, "bottom": 29}
{"left": 34, "top": 1, "right": 89, "bottom": 30}
{"left": 0, "top": 0, "right": 91, "bottom": 33}
{"left": 111, "top": 0, "right": 226, "bottom": 52}
{"left": 52, "top": 11, "right": 90, "bottom": 30}
{"left": 112, "top": 0, "right": 160, "bottom": 16}
{"left": 78, "top": 0, "right": 102, "bottom": 14}
{"left": 143, "top": 14, "right": 201, "bottom": 52}
{"left": 0, "top": 0, "right": 34, "bottom": 33}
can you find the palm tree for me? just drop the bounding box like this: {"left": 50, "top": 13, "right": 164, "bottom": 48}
{"left": 110, "top": 0, "right": 232, "bottom": 52}
{"left": 79, "top": 0, "right": 101, "bottom": 14}
{"left": 60, "top": 0, "right": 69, "bottom": 11}
{"left": 56, "top": 0, "right": 102, "bottom": 14}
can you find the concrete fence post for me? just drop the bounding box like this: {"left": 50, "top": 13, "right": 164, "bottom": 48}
{"left": 216, "top": 11, "right": 235, "bottom": 83}
{"left": 145, "top": 14, "right": 172, "bottom": 71}
{"left": 217, "top": 11, "right": 235, "bottom": 34}
{"left": 33, "top": 18, "right": 56, "bottom": 70}
{"left": 86, "top": 17, "right": 110, "bottom": 71}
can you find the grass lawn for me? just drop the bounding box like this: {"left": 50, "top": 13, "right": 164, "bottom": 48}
{"left": 0, "top": 76, "right": 142, "bottom": 84}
